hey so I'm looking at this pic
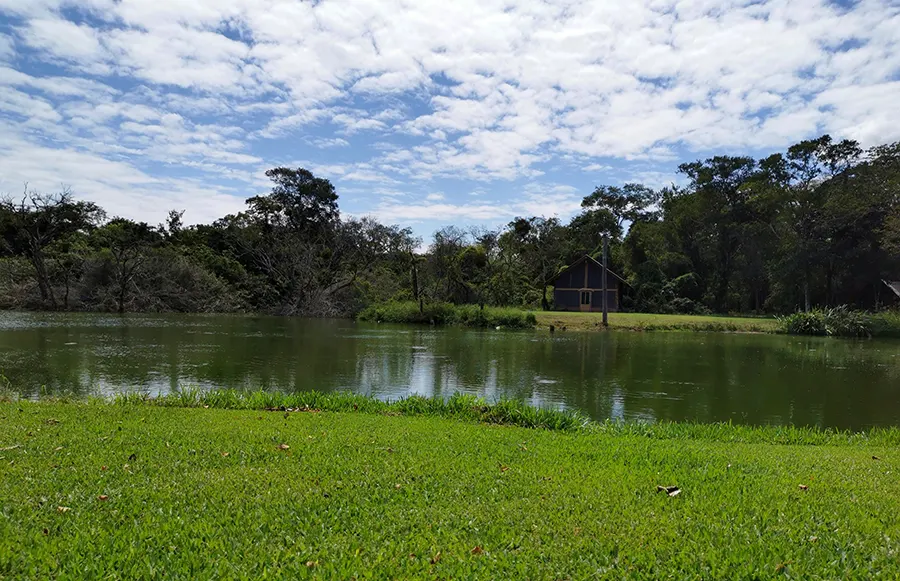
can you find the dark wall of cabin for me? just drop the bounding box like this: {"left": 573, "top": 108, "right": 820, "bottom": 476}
{"left": 551, "top": 259, "right": 621, "bottom": 312}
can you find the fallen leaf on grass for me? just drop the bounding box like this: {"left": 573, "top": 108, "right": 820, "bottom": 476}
{"left": 394, "top": 484, "right": 402, "bottom": 489}
{"left": 656, "top": 485, "right": 681, "bottom": 496}
{"left": 305, "top": 561, "right": 317, "bottom": 568}
{"left": 42, "top": 528, "right": 49, "bottom": 536}
{"left": 277, "top": 444, "right": 290, "bottom": 450}
{"left": 54, "top": 446, "right": 63, "bottom": 451}
{"left": 809, "top": 536, "right": 818, "bottom": 542}
{"left": 873, "top": 456, "right": 881, "bottom": 461}
{"left": 500, "top": 465, "right": 510, "bottom": 473}
{"left": 100, "top": 465, "right": 107, "bottom": 471}
{"left": 430, "top": 552, "right": 441, "bottom": 564}
{"left": 799, "top": 484, "right": 809, "bottom": 490}
{"left": 98, "top": 495, "right": 108, "bottom": 501}
{"left": 56, "top": 506, "right": 70, "bottom": 513}
{"left": 471, "top": 546, "right": 484, "bottom": 555}
{"left": 128, "top": 453, "right": 137, "bottom": 461}
{"left": 45, "top": 419, "right": 59, "bottom": 425}
{"left": 221, "top": 452, "right": 229, "bottom": 457}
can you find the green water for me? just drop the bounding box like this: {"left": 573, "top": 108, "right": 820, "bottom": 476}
{"left": 1, "top": 312, "right": 899, "bottom": 430}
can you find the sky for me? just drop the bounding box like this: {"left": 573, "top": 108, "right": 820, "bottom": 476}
{"left": 1, "top": 0, "right": 899, "bottom": 242}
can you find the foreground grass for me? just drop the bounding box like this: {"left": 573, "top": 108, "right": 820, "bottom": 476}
{"left": 536, "top": 311, "right": 779, "bottom": 333}
{"left": 2, "top": 395, "right": 899, "bottom": 579}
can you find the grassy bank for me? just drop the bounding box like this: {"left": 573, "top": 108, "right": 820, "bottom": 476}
{"left": 535, "top": 311, "right": 779, "bottom": 333}
{"left": 3, "top": 394, "right": 900, "bottom": 578}
{"left": 357, "top": 301, "right": 537, "bottom": 329}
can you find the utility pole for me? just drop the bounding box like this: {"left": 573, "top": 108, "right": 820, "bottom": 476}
{"left": 602, "top": 235, "right": 609, "bottom": 327}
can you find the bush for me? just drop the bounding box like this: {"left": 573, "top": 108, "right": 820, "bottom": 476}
{"left": 357, "top": 301, "right": 536, "bottom": 329}
{"left": 778, "top": 306, "right": 874, "bottom": 338}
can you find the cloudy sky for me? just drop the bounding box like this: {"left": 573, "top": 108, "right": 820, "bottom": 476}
{"left": 1, "top": 0, "right": 898, "bottom": 240}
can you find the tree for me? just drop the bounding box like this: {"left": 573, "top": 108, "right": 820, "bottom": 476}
{"left": 0, "top": 187, "right": 104, "bottom": 308}
{"left": 678, "top": 156, "right": 757, "bottom": 312}
{"left": 90, "top": 219, "right": 161, "bottom": 313}
{"left": 580, "top": 183, "right": 660, "bottom": 236}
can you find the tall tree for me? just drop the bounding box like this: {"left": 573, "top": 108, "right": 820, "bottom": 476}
{"left": 0, "top": 188, "right": 104, "bottom": 308}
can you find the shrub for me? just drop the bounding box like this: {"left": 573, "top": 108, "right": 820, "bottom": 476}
{"left": 778, "top": 306, "right": 874, "bottom": 338}
{"left": 357, "top": 301, "right": 536, "bottom": 329}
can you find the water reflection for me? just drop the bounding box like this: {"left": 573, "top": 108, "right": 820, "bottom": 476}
{"left": 1, "top": 312, "right": 900, "bottom": 430}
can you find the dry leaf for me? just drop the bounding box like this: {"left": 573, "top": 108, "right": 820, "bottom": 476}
{"left": 430, "top": 552, "right": 442, "bottom": 565}
{"left": 278, "top": 443, "right": 290, "bottom": 450}
{"left": 873, "top": 456, "right": 881, "bottom": 460}
{"left": 98, "top": 495, "right": 109, "bottom": 501}
{"left": 221, "top": 452, "right": 229, "bottom": 457}
{"left": 54, "top": 446, "right": 63, "bottom": 451}
{"left": 56, "top": 506, "right": 70, "bottom": 513}
{"left": 305, "top": 561, "right": 317, "bottom": 568}
{"left": 656, "top": 485, "right": 680, "bottom": 496}
{"left": 128, "top": 453, "right": 137, "bottom": 461}
{"left": 799, "top": 484, "right": 809, "bottom": 490}
{"left": 500, "top": 465, "right": 510, "bottom": 473}
{"left": 100, "top": 465, "right": 107, "bottom": 471}
{"left": 394, "top": 483, "right": 402, "bottom": 489}
{"left": 668, "top": 488, "right": 681, "bottom": 497}
{"left": 42, "top": 528, "right": 49, "bottom": 536}
{"left": 809, "top": 536, "right": 818, "bottom": 542}
{"left": 471, "top": 546, "right": 484, "bottom": 555}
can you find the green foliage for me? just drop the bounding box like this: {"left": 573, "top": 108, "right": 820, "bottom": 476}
{"left": 4, "top": 400, "right": 900, "bottom": 578}
{"left": 357, "top": 301, "right": 536, "bottom": 329}
{"left": 777, "top": 306, "right": 900, "bottom": 337}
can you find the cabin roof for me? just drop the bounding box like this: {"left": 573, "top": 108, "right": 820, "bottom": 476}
{"left": 884, "top": 280, "right": 900, "bottom": 299}
{"left": 553, "top": 254, "right": 630, "bottom": 286}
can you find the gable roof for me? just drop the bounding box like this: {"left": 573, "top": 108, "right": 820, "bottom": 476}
{"left": 884, "top": 280, "right": 900, "bottom": 299}
{"left": 552, "top": 254, "right": 630, "bottom": 286}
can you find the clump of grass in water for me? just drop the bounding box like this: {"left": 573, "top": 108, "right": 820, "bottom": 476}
{"left": 112, "top": 389, "right": 900, "bottom": 446}
{"left": 356, "top": 301, "right": 536, "bottom": 329}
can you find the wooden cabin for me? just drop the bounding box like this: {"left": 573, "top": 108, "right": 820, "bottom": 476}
{"left": 551, "top": 255, "right": 626, "bottom": 312}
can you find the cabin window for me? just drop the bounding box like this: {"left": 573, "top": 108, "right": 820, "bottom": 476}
{"left": 580, "top": 291, "right": 591, "bottom": 305}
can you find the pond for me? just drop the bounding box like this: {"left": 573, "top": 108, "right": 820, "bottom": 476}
{"left": 1, "top": 312, "right": 899, "bottom": 430}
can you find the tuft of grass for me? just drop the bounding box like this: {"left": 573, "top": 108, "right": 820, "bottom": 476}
{"left": 114, "top": 389, "right": 589, "bottom": 432}
{"left": 107, "top": 389, "right": 900, "bottom": 447}
{"left": 357, "top": 301, "right": 536, "bottom": 329}
{"left": 3, "top": 400, "right": 900, "bottom": 579}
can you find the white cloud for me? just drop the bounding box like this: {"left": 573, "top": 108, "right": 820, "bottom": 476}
{"left": 0, "top": 0, "right": 898, "bottom": 232}
{"left": 371, "top": 182, "right": 583, "bottom": 224}
{"left": 0, "top": 33, "right": 14, "bottom": 61}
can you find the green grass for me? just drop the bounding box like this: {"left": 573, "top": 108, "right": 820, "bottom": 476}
{"left": 3, "top": 394, "right": 900, "bottom": 579}
{"left": 536, "top": 311, "right": 779, "bottom": 333}
{"left": 357, "top": 301, "right": 537, "bottom": 329}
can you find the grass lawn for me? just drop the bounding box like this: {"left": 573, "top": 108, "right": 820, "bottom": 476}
{"left": 2, "top": 398, "right": 898, "bottom": 579}
{"left": 535, "top": 311, "right": 780, "bottom": 333}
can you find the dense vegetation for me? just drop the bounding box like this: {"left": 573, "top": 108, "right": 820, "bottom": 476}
{"left": 2, "top": 134, "right": 899, "bottom": 316}
{"left": 3, "top": 398, "right": 900, "bottom": 579}
{"left": 357, "top": 301, "right": 537, "bottom": 328}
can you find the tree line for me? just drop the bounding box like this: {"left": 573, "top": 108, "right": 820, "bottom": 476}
{"left": 2, "top": 135, "right": 898, "bottom": 316}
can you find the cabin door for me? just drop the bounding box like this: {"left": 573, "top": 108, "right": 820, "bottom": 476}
{"left": 579, "top": 290, "right": 592, "bottom": 312}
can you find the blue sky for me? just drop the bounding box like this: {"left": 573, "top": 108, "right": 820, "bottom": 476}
{"left": 1, "top": 0, "right": 899, "bottom": 242}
